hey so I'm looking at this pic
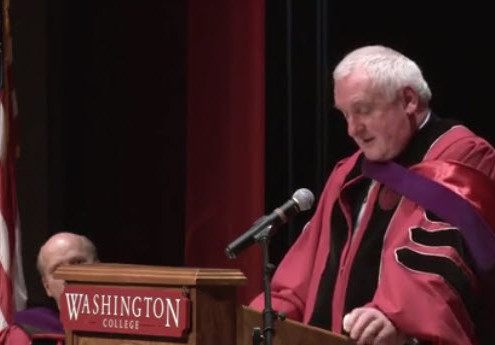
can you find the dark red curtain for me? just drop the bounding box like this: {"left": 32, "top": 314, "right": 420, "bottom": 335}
{"left": 186, "top": 0, "right": 265, "bottom": 303}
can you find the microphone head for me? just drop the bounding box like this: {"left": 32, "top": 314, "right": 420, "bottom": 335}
{"left": 292, "top": 188, "right": 314, "bottom": 211}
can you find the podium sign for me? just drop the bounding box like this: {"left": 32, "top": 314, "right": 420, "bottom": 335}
{"left": 60, "top": 285, "right": 191, "bottom": 337}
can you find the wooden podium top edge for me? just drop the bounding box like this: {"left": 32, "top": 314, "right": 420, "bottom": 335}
{"left": 54, "top": 263, "right": 247, "bottom": 286}
{"left": 240, "top": 306, "right": 354, "bottom": 345}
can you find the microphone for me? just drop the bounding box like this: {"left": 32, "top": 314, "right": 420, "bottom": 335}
{"left": 225, "top": 188, "right": 315, "bottom": 259}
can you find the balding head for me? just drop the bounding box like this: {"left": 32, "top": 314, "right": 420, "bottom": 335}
{"left": 38, "top": 232, "right": 98, "bottom": 307}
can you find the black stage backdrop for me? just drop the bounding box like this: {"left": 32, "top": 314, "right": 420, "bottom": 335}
{"left": 11, "top": 0, "right": 494, "bottom": 306}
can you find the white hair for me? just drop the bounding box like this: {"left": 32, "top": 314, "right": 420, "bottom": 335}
{"left": 333, "top": 45, "right": 432, "bottom": 104}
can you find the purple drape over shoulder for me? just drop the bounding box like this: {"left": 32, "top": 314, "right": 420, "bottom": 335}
{"left": 14, "top": 307, "right": 64, "bottom": 334}
{"left": 363, "top": 159, "right": 495, "bottom": 276}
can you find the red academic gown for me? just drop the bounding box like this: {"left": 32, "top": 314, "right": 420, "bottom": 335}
{"left": 0, "top": 326, "right": 64, "bottom": 345}
{"left": 0, "top": 307, "right": 65, "bottom": 345}
{"left": 0, "top": 325, "right": 30, "bottom": 345}
{"left": 251, "top": 123, "right": 495, "bottom": 345}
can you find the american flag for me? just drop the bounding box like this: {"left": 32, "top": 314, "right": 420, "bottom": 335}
{"left": 0, "top": 0, "right": 27, "bottom": 330}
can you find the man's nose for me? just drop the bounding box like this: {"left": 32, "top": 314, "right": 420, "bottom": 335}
{"left": 347, "top": 116, "right": 364, "bottom": 137}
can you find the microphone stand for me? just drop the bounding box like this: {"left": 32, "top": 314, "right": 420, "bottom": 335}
{"left": 252, "top": 226, "right": 276, "bottom": 345}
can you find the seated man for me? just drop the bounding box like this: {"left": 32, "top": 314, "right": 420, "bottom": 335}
{"left": 0, "top": 232, "right": 98, "bottom": 345}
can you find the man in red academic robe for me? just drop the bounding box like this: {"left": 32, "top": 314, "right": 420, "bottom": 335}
{"left": 251, "top": 45, "right": 495, "bottom": 345}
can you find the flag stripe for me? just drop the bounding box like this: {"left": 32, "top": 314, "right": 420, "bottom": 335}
{"left": 0, "top": 0, "right": 27, "bottom": 330}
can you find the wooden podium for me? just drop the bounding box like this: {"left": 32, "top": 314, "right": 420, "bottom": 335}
{"left": 56, "top": 263, "right": 352, "bottom": 345}
{"left": 55, "top": 263, "right": 246, "bottom": 345}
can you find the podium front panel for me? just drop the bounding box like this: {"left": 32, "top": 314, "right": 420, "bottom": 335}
{"left": 55, "top": 264, "right": 246, "bottom": 345}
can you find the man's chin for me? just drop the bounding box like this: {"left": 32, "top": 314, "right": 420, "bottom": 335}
{"left": 362, "top": 151, "right": 388, "bottom": 162}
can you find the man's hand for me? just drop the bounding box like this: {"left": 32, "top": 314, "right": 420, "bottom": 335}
{"left": 343, "top": 307, "right": 406, "bottom": 345}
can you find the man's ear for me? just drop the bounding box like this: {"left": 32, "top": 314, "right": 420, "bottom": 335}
{"left": 402, "top": 86, "right": 420, "bottom": 114}
{"left": 41, "top": 276, "right": 53, "bottom": 298}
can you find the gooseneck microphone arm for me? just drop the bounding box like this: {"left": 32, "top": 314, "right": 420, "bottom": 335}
{"left": 225, "top": 188, "right": 314, "bottom": 259}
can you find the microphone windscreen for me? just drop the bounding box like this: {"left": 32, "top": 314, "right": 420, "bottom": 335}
{"left": 292, "top": 188, "right": 314, "bottom": 211}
